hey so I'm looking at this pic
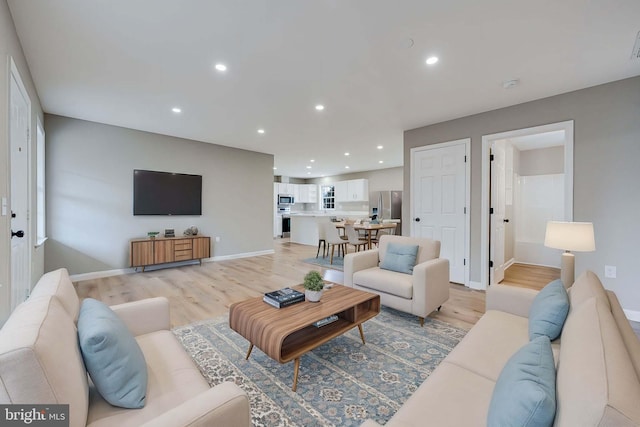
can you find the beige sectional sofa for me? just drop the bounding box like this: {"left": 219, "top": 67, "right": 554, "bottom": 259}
{"left": 0, "top": 268, "right": 251, "bottom": 427}
{"left": 361, "top": 271, "right": 640, "bottom": 426}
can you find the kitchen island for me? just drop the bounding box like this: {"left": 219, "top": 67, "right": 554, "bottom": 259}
{"left": 289, "top": 212, "right": 368, "bottom": 246}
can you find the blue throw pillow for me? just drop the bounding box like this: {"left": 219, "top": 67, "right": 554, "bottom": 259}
{"left": 78, "top": 298, "right": 147, "bottom": 408}
{"left": 487, "top": 336, "right": 556, "bottom": 427}
{"left": 529, "top": 279, "right": 570, "bottom": 341}
{"left": 380, "top": 243, "right": 419, "bottom": 274}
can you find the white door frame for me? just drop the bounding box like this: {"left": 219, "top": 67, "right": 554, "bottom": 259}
{"left": 410, "top": 138, "right": 471, "bottom": 287}
{"left": 480, "top": 121, "right": 574, "bottom": 289}
{"left": 9, "top": 57, "right": 33, "bottom": 307}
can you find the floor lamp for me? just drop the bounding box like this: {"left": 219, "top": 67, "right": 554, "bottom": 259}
{"left": 544, "top": 221, "right": 596, "bottom": 288}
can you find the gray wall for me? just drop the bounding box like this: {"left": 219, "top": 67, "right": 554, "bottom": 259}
{"left": 519, "top": 146, "right": 564, "bottom": 176}
{"left": 404, "top": 76, "right": 640, "bottom": 313}
{"left": 45, "top": 114, "right": 274, "bottom": 275}
{"left": 0, "top": 0, "right": 45, "bottom": 324}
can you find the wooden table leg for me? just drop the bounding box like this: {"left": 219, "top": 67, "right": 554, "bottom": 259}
{"left": 245, "top": 343, "right": 254, "bottom": 360}
{"left": 358, "top": 323, "right": 366, "bottom": 344}
{"left": 292, "top": 358, "right": 301, "bottom": 392}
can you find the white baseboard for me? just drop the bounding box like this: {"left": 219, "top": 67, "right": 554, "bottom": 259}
{"left": 70, "top": 268, "right": 135, "bottom": 282}
{"left": 624, "top": 309, "right": 640, "bottom": 323}
{"left": 70, "top": 249, "right": 275, "bottom": 281}
{"left": 208, "top": 249, "right": 275, "bottom": 262}
{"left": 468, "top": 280, "right": 485, "bottom": 290}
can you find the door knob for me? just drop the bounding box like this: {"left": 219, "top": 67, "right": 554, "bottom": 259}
{"left": 11, "top": 230, "right": 24, "bottom": 238}
{"left": 415, "top": 218, "right": 421, "bottom": 222}
{"left": 503, "top": 219, "right": 510, "bottom": 223}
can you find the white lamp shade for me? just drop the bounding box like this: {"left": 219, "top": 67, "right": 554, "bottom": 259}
{"left": 544, "top": 221, "right": 596, "bottom": 252}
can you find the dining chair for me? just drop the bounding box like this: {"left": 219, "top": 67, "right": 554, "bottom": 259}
{"left": 316, "top": 222, "right": 327, "bottom": 258}
{"left": 344, "top": 224, "right": 368, "bottom": 253}
{"left": 322, "top": 222, "right": 347, "bottom": 264}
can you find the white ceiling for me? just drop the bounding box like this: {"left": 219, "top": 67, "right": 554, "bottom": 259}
{"left": 8, "top": 1, "right": 640, "bottom": 178}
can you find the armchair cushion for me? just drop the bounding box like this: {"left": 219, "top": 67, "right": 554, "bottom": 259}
{"left": 353, "top": 267, "right": 413, "bottom": 299}
{"left": 380, "top": 243, "right": 419, "bottom": 274}
{"left": 78, "top": 298, "right": 148, "bottom": 409}
{"left": 529, "top": 279, "right": 569, "bottom": 341}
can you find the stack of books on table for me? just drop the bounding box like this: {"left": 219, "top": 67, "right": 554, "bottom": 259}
{"left": 263, "top": 287, "right": 305, "bottom": 308}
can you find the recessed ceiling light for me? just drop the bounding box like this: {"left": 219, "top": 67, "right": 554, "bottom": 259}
{"left": 344, "top": 152, "right": 350, "bottom": 156}
{"left": 306, "top": 166, "right": 312, "bottom": 169}
{"left": 171, "top": 107, "right": 182, "bottom": 113}
{"left": 215, "top": 63, "right": 227, "bottom": 72}
{"left": 315, "top": 104, "right": 325, "bottom": 111}
{"left": 377, "top": 145, "right": 383, "bottom": 150}
{"left": 426, "top": 56, "right": 439, "bottom": 65}
{"left": 273, "top": 167, "right": 277, "bottom": 170}
{"left": 379, "top": 160, "right": 384, "bottom": 164}
{"left": 310, "top": 159, "right": 315, "bottom": 163}
{"left": 345, "top": 166, "right": 350, "bottom": 169}
{"left": 307, "top": 172, "right": 311, "bottom": 175}
{"left": 257, "top": 129, "right": 265, "bottom": 134}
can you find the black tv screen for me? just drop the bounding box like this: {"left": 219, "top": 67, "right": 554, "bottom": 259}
{"left": 133, "top": 169, "right": 202, "bottom": 216}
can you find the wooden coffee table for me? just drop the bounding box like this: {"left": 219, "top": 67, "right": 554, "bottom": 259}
{"left": 229, "top": 284, "right": 380, "bottom": 391}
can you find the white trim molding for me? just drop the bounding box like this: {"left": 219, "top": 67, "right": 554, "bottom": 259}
{"left": 480, "top": 120, "right": 574, "bottom": 290}
{"left": 410, "top": 138, "right": 471, "bottom": 287}
{"left": 69, "top": 249, "right": 276, "bottom": 281}
{"left": 209, "top": 249, "right": 275, "bottom": 262}
{"left": 468, "top": 281, "right": 484, "bottom": 290}
{"left": 70, "top": 268, "right": 134, "bottom": 282}
{"left": 624, "top": 309, "right": 640, "bottom": 323}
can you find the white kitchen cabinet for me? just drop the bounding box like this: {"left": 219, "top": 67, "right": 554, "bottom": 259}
{"left": 335, "top": 179, "right": 368, "bottom": 202}
{"left": 297, "top": 184, "right": 318, "bottom": 203}
{"left": 276, "top": 183, "right": 300, "bottom": 200}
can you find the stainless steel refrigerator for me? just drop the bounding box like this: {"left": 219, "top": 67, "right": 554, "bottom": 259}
{"left": 370, "top": 191, "right": 402, "bottom": 235}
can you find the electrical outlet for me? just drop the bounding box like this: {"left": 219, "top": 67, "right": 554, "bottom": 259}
{"left": 604, "top": 265, "right": 617, "bottom": 279}
{"left": 215, "top": 236, "right": 221, "bottom": 242}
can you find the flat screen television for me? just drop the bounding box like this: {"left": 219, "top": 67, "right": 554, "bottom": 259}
{"left": 133, "top": 169, "right": 202, "bottom": 215}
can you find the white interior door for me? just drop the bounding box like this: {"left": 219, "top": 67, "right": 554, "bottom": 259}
{"left": 9, "top": 61, "right": 32, "bottom": 310}
{"left": 412, "top": 142, "right": 467, "bottom": 284}
{"left": 490, "top": 140, "right": 507, "bottom": 285}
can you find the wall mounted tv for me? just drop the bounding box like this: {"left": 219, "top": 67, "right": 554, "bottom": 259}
{"left": 133, "top": 169, "right": 202, "bottom": 216}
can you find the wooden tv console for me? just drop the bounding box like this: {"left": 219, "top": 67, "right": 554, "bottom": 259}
{"left": 130, "top": 235, "right": 211, "bottom": 271}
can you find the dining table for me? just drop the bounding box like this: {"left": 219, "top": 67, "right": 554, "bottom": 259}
{"left": 335, "top": 222, "right": 397, "bottom": 249}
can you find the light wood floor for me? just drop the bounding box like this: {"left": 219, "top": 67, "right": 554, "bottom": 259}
{"left": 73, "top": 240, "right": 563, "bottom": 331}
{"left": 502, "top": 263, "right": 560, "bottom": 291}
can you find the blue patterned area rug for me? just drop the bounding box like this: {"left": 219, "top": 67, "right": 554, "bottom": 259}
{"left": 173, "top": 307, "right": 467, "bottom": 427}
{"left": 302, "top": 255, "right": 344, "bottom": 271}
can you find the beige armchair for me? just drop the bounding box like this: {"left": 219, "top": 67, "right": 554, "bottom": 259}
{"left": 344, "top": 235, "right": 450, "bottom": 325}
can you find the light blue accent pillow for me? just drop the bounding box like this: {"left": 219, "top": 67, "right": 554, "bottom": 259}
{"left": 529, "top": 279, "right": 570, "bottom": 341}
{"left": 380, "top": 243, "right": 419, "bottom": 274}
{"left": 77, "top": 298, "right": 147, "bottom": 408}
{"left": 487, "top": 336, "right": 556, "bottom": 427}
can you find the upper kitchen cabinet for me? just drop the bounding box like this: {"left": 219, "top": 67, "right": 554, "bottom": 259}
{"left": 277, "top": 183, "right": 299, "bottom": 199}
{"left": 297, "top": 184, "right": 318, "bottom": 203}
{"left": 335, "top": 179, "right": 368, "bottom": 202}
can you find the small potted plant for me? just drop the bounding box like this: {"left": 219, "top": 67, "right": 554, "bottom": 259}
{"left": 303, "top": 270, "right": 325, "bottom": 302}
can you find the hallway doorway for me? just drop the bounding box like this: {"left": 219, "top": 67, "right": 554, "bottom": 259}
{"left": 481, "top": 121, "right": 574, "bottom": 289}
